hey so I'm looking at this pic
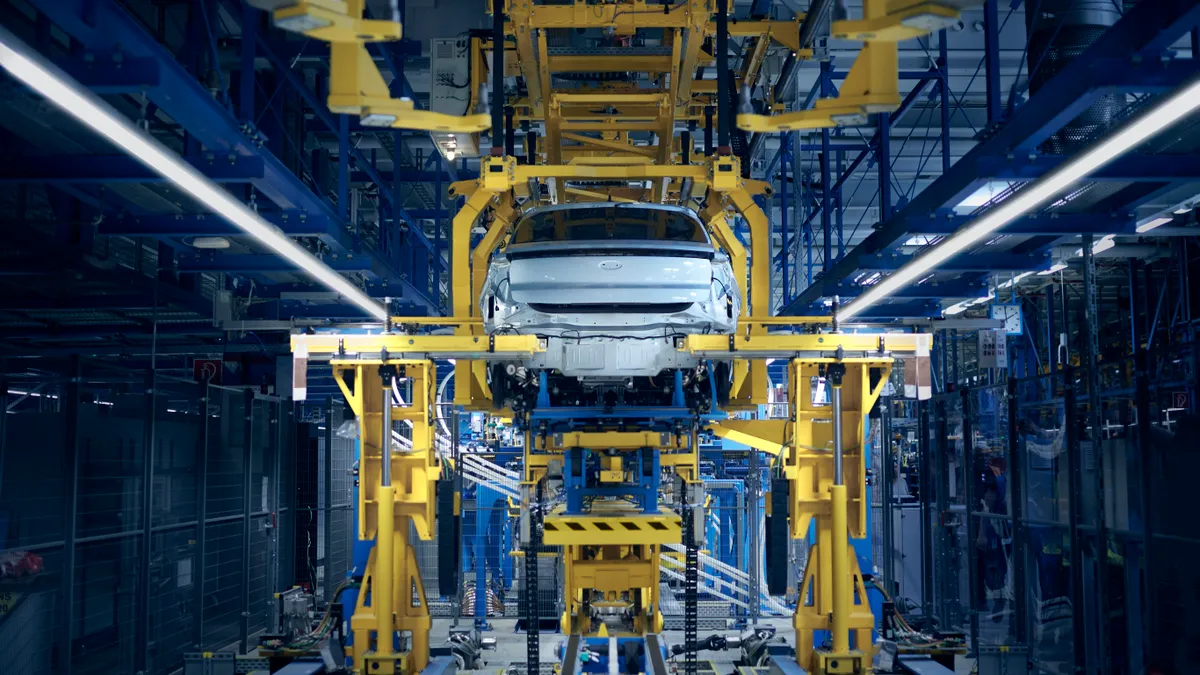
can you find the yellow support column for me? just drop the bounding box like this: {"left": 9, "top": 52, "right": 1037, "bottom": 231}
{"left": 829, "top": 484, "right": 849, "bottom": 655}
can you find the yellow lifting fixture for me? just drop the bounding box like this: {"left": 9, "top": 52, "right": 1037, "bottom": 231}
{"left": 737, "top": 0, "right": 966, "bottom": 132}
{"left": 256, "top": 0, "right": 492, "bottom": 132}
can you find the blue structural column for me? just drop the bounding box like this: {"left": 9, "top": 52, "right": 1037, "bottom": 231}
{"left": 434, "top": 154, "right": 443, "bottom": 309}
{"left": 939, "top": 31, "right": 951, "bottom": 174}
{"left": 338, "top": 114, "right": 350, "bottom": 221}
{"left": 239, "top": 3, "right": 257, "bottom": 124}
{"left": 820, "top": 61, "right": 833, "bottom": 272}
{"left": 835, "top": 141, "right": 844, "bottom": 259}
{"left": 983, "top": 0, "right": 1002, "bottom": 125}
{"left": 878, "top": 112, "right": 892, "bottom": 222}
{"left": 475, "top": 485, "right": 502, "bottom": 629}
{"left": 780, "top": 133, "right": 790, "bottom": 303}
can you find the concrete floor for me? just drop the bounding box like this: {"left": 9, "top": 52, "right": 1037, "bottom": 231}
{"left": 429, "top": 618, "right": 978, "bottom": 674}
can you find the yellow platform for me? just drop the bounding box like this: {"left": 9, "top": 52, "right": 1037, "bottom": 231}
{"left": 542, "top": 503, "right": 681, "bottom": 546}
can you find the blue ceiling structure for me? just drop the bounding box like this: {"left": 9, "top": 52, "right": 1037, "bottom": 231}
{"left": 0, "top": 0, "right": 455, "bottom": 364}
{"left": 779, "top": 0, "right": 1200, "bottom": 316}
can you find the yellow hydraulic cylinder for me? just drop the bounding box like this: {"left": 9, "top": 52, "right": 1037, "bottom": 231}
{"left": 375, "top": 484, "right": 397, "bottom": 656}
{"left": 829, "top": 483, "right": 850, "bottom": 655}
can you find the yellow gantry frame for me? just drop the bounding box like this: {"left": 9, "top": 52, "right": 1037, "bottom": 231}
{"left": 263, "top": 0, "right": 491, "bottom": 132}
{"left": 737, "top": 0, "right": 963, "bottom": 132}
{"left": 329, "top": 358, "right": 439, "bottom": 675}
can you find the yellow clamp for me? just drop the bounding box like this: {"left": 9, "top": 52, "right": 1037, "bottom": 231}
{"left": 709, "top": 155, "right": 742, "bottom": 192}
{"left": 266, "top": 1, "right": 402, "bottom": 42}
{"left": 481, "top": 155, "right": 518, "bottom": 191}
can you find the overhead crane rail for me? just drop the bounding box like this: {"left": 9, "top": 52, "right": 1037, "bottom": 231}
{"left": 257, "top": 0, "right": 972, "bottom": 153}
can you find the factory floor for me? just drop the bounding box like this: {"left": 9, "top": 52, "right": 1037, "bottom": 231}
{"left": 428, "top": 619, "right": 977, "bottom": 674}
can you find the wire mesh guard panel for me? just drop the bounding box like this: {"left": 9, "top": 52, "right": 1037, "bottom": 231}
{"left": 0, "top": 366, "right": 295, "bottom": 675}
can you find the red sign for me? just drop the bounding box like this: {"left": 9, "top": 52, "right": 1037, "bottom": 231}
{"left": 193, "top": 359, "right": 222, "bottom": 384}
{"left": 1173, "top": 391, "right": 1190, "bottom": 410}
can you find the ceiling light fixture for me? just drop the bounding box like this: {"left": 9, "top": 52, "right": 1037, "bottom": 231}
{"left": 1036, "top": 262, "right": 1068, "bottom": 276}
{"left": 840, "top": 75, "right": 1200, "bottom": 320}
{"left": 0, "top": 27, "right": 387, "bottom": 321}
{"left": 1136, "top": 215, "right": 1173, "bottom": 233}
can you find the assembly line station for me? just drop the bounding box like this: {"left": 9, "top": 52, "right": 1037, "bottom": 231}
{"left": 0, "top": 1, "right": 1197, "bottom": 675}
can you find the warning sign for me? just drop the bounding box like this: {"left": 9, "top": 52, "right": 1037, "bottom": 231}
{"left": 1172, "top": 391, "right": 1190, "bottom": 410}
{"left": 978, "top": 329, "right": 1008, "bottom": 369}
{"left": 193, "top": 359, "right": 222, "bottom": 384}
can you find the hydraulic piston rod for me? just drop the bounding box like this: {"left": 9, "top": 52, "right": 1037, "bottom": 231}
{"left": 827, "top": 362, "right": 849, "bottom": 656}
{"left": 376, "top": 366, "right": 396, "bottom": 656}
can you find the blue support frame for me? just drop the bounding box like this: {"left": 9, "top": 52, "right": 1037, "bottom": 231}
{"left": 25, "top": 0, "right": 441, "bottom": 314}
{"left": 781, "top": 0, "right": 1200, "bottom": 317}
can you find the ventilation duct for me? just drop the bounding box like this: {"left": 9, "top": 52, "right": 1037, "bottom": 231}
{"left": 1026, "top": 0, "right": 1124, "bottom": 153}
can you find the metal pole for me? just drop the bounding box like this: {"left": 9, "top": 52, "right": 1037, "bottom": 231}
{"left": 780, "top": 134, "right": 790, "bottom": 303}
{"left": 703, "top": 107, "right": 714, "bottom": 155}
{"left": 821, "top": 61, "right": 833, "bottom": 272}
{"left": 338, "top": 114, "right": 350, "bottom": 221}
{"left": 1064, "top": 367, "right": 1089, "bottom": 672}
{"left": 1006, "top": 377, "right": 1028, "bottom": 644}
{"left": 938, "top": 30, "right": 951, "bottom": 173}
{"left": 1081, "top": 233, "right": 1109, "bottom": 669}
{"left": 918, "top": 400, "right": 934, "bottom": 619}
{"left": 491, "top": 0, "right": 505, "bottom": 142}
{"left": 983, "top": 0, "right": 1002, "bottom": 124}
{"left": 434, "top": 154, "right": 443, "bottom": 311}
{"left": 135, "top": 369, "right": 156, "bottom": 673}
{"left": 195, "top": 385, "right": 211, "bottom": 645}
{"left": 323, "top": 396, "right": 335, "bottom": 604}
{"left": 878, "top": 112, "right": 891, "bottom": 221}
{"left": 240, "top": 389, "right": 254, "bottom": 654}
{"left": 961, "top": 386, "right": 979, "bottom": 653}
{"left": 1133, "top": 350, "right": 1157, "bottom": 660}
{"left": 526, "top": 130, "right": 538, "bottom": 164}
{"left": 747, "top": 427, "right": 761, "bottom": 622}
{"left": 715, "top": 0, "right": 730, "bottom": 148}
{"left": 59, "top": 356, "right": 82, "bottom": 675}
{"left": 504, "top": 106, "right": 516, "bottom": 157}
{"left": 880, "top": 397, "right": 895, "bottom": 594}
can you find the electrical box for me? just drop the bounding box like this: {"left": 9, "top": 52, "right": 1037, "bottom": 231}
{"left": 430, "top": 37, "right": 478, "bottom": 161}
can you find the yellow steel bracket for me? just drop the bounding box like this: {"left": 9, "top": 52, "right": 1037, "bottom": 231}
{"left": 736, "top": 0, "right": 965, "bottom": 133}
{"left": 269, "top": 1, "right": 401, "bottom": 41}
{"left": 265, "top": 1, "right": 491, "bottom": 132}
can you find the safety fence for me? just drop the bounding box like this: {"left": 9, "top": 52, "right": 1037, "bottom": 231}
{"left": 892, "top": 341, "right": 1198, "bottom": 674}
{"left": 0, "top": 358, "right": 297, "bottom": 675}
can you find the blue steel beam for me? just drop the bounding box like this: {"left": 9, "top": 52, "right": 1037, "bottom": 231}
{"left": 833, "top": 279, "right": 989, "bottom": 300}
{"left": 906, "top": 212, "right": 1136, "bottom": 236}
{"left": 57, "top": 54, "right": 160, "bottom": 93}
{"left": 97, "top": 212, "right": 334, "bottom": 237}
{"left": 0, "top": 154, "right": 265, "bottom": 183}
{"left": 178, "top": 254, "right": 373, "bottom": 273}
{"left": 349, "top": 169, "right": 476, "bottom": 183}
{"left": 856, "top": 252, "right": 1049, "bottom": 272}
{"left": 782, "top": 0, "right": 1200, "bottom": 313}
{"left": 979, "top": 153, "right": 1200, "bottom": 182}
{"left": 28, "top": 0, "right": 439, "bottom": 313}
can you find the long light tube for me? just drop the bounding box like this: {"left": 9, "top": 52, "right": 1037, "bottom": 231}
{"left": 841, "top": 76, "right": 1200, "bottom": 320}
{"left": 0, "top": 28, "right": 387, "bottom": 321}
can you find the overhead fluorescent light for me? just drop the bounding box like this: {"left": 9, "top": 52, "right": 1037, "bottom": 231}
{"left": 1092, "top": 235, "right": 1116, "bottom": 254}
{"left": 1037, "top": 262, "right": 1068, "bottom": 276}
{"left": 0, "top": 27, "right": 387, "bottom": 321}
{"left": 943, "top": 300, "right": 971, "bottom": 315}
{"left": 840, "top": 75, "right": 1200, "bottom": 321}
{"left": 1071, "top": 234, "right": 1115, "bottom": 258}
{"left": 996, "top": 271, "right": 1033, "bottom": 289}
{"left": 1136, "top": 216, "right": 1173, "bottom": 233}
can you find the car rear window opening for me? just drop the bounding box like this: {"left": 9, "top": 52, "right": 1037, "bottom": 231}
{"left": 512, "top": 206, "right": 706, "bottom": 244}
